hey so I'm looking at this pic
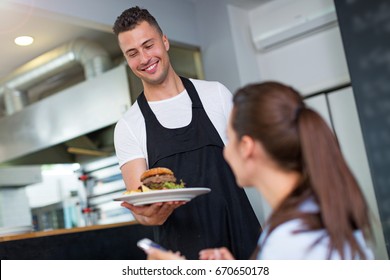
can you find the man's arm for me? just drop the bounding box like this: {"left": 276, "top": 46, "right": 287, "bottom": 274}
{"left": 120, "top": 158, "right": 185, "bottom": 225}
{"left": 121, "top": 158, "right": 147, "bottom": 192}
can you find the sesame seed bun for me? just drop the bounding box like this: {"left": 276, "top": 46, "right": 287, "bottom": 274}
{"left": 140, "top": 167, "right": 174, "bottom": 181}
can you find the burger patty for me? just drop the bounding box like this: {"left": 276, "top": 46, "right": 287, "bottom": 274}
{"left": 142, "top": 174, "right": 176, "bottom": 186}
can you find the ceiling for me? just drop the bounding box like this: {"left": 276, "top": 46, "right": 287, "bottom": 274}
{"left": 0, "top": 0, "right": 269, "bottom": 82}
{"left": 0, "top": 2, "right": 120, "bottom": 82}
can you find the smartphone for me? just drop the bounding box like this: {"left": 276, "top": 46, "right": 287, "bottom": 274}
{"left": 137, "top": 238, "right": 167, "bottom": 252}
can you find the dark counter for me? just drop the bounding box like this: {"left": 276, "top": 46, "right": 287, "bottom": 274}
{"left": 0, "top": 222, "right": 154, "bottom": 260}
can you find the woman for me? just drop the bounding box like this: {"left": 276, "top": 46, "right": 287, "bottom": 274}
{"left": 147, "top": 81, "right": 374, "bottom": 260}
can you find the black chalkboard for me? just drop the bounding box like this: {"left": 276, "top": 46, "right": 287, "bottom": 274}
{"left": 334, "top": 0, "right": 390, "bottom": 256}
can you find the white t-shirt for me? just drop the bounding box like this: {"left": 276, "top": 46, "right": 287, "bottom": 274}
{"left": 114, "top": 78, "right": 233, "bottom": 168}
{"left": 257, "top": 199, "right": 374, "bottom": 259}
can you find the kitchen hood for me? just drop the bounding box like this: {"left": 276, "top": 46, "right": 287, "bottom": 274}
{"left": 0, "top": 38, "right": 113, "bottom": 116}
{"left": 0, "top": 64, "right": 132, "bottom": 166}
{"left": 0, "top": 37, "right": 134, "bottom": 166}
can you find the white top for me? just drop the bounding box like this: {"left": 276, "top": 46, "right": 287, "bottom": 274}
{"left": 257, "top": 199, "right": 374, "bottom": 260}
{"left": 114, "top": 78, "right": 233, "bottom": 168}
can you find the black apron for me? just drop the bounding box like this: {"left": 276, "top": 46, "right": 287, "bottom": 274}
{"left": 137, "top": 77, "right": 260, "bottom": 259}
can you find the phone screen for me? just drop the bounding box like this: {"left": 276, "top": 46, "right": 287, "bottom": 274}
{"left": 137, "top": 238, "right": 166, "bottom": 252}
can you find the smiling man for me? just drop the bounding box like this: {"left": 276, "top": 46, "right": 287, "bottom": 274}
{"left": 112, "top": 6, "right": 260, "bottom": 260}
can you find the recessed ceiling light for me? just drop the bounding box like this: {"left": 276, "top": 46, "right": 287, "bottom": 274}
{"left": 14, "top": 36, "right": 34, "bottom": 46}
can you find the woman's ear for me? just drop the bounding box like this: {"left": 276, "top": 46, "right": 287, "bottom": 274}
{"left": 239, "top": 135, "right": 255, "bottom": 159}
{"left": 241, "top": 136, "right": 269, "bottom": 162}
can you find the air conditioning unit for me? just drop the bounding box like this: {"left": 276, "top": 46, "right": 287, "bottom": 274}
{"left": 249, "top": 0, "right": 338, "bottom": 51}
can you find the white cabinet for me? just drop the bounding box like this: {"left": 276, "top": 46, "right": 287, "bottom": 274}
{"left": 305, "top": 87, "right": 388, "bottom": 259}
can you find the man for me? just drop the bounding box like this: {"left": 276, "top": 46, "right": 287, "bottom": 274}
{"left": 113, "top": 6, "right": 260, "bottom": 259}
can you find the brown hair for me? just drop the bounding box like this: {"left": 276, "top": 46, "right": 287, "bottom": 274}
{"left": 113, "top": 6, "right": 163, "bottom": 36}
{"left": 233, "top": 81, "right": 372, "bottom": 259}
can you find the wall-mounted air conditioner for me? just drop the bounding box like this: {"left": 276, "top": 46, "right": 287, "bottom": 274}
{"left": 249, "top": 0, "right": 338, "bottom": 52}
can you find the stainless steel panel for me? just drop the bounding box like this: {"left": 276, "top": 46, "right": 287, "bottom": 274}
{"left": 89, "top": 190, "right": 123, "bottom": 206}
{"left": 0, "top": 166, "right": 42, "bottom": 187}
{"left": 82, "top": 156, "right": 119, "bottom": 173}
{"left": 0, "top": 65, "right": 131, "bottom": 163}
{"left": 92, "top": 180, "right": 125, "bottom": 197}
{"left": 88, "top": 165, "right": 121, "bottom": 181}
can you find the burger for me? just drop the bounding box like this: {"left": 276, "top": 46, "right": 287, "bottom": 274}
{"left": 140, "top": 167, "right": 185, "bottom": 190}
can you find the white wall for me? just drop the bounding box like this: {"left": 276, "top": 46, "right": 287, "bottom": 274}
{"left": 192, "top": 0, "right": 242, "bottom": 92}
{"left": 227, "top": 5, "right": 262, "bottom": 90}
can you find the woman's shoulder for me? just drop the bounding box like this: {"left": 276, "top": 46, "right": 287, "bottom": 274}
{"left": 260, "top": 219, "right": 374, "bottom": 259}
{"left": 260, "top": 219, "right": 328, "bottom": 259}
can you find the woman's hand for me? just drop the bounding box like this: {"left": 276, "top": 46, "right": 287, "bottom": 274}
{"left": 121, "top": 201, "right": 186, "bottom": 225}
{"left": 199, "top": 247, "right": 235, "bottom": 260}
{"left": 146, "top": 247, "right": 186, "bottom": 260}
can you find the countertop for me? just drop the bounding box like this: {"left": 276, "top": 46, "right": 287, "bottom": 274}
{"left": 0, "top": 221, "right": 139, "bottom": 242}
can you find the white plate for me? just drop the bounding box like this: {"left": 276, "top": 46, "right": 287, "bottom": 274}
{"left": 113, "top": 187, "right": 211, "bottom": 206}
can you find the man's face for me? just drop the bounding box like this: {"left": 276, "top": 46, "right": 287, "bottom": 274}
{"left": 118, "top": 21, "right": 170, "bottom": 86}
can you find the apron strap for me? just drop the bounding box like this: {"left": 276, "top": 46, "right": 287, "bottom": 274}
{"left": 179, "top": 77, "right": 203, "bottom": 109}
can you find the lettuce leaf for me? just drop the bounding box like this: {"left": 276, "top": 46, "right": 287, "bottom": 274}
{"left": 162, "top": 180, "right": 185, "bottom": 189}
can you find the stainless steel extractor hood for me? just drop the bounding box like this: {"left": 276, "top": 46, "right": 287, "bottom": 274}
{"left": 0, "top": 37, "right": 133, "bottom": 166}
{"left": 0, "top": 64, "right": 132, "bottom": 165}
{"left": 0, "top": 38, "right": 113, "bottom": 116}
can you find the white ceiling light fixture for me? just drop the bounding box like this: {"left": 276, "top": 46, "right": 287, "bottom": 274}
{"left": 14, "top": 36, "right": 34, "bottom": 46}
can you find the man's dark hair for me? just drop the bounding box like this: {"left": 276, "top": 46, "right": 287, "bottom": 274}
{"left": 113, "top": 6, "right": 163, "bottom": 36}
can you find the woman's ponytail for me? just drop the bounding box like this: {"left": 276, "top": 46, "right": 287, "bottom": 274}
{"left": 298, "top": 108, "right": 371, "bottom": 259}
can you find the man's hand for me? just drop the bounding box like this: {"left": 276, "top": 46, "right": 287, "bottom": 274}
{"left": 146, "top": 247, "right": 185, "bottom": 260}
{"left": 121, "top": 201, "right": 186, "bottom": 225}
{"left": 199, "top": 247, "right": 235, "bottom": 260}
